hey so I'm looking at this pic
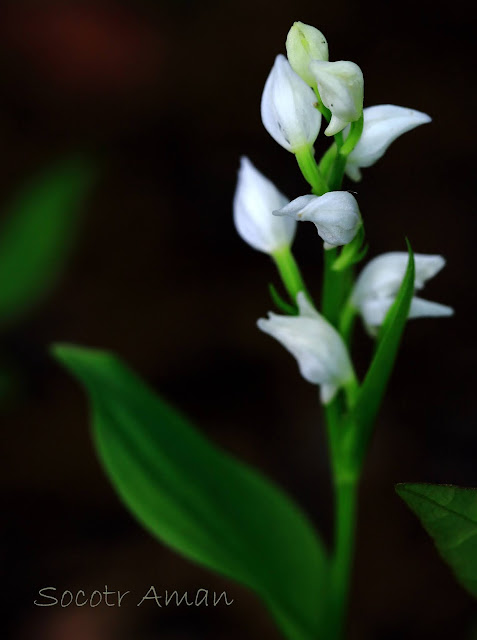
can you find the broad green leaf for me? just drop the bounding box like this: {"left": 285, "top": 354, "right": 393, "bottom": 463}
{"left": 0, "top": 158, "right": 94, "bottom": 327}
{"left": 52, "top": 344, "right": 328, "bottom": 640}
{"left": 396, "top": 483, "right": 477, "bottom": 598}
{"left": 350, "top": 241, "right": 415, "bottom": 463}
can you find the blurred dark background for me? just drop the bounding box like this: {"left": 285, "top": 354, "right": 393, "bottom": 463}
{"left": 0, "top": 0, "right": 476, "bottom": 638}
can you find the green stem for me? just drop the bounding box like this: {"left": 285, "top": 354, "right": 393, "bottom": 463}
{"left": 321, "top": 248, "right": 343, "bottom": 327}
{"left": 312, "top": 84, "right": 331, "bottom": 122}
{"left": 328, "top": 153, "right": 347, "bottom": 191}
{"left": 339, "top": 300, "right": 358, "bottom": 347}
{"left": 339, "top": 116, "right": 364, "bottom": 157}
{"left": 295, "top": 145, "right": 329, "bottom": 195}
{"left": 272, "top": 245, "right": 310, "bottom": 304}
{"left": 329, "top": 477, "right": 358, "bottom": 639}
{"left": 318, "top": 144, "right": 338, "bottom": 184}
{"left": 324, "top": 394, "right": 360, "bottom": 639}
{"left": 343, "top": 374, "right": 359, "bottom": 409}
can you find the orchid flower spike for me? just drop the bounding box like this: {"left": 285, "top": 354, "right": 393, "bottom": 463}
{"left": 286, "top": 22, "right": 329, "bottom": 86}
{"left": 351, "top": 252, "right": 454, "bottom": 336}
{"left": 261, "top": 54, "right": 321, "bottom": 153}
{"left": 345, "top": 105, "right": 432, "bottom": 181}
{"left": 310, "top": 60, "right": 364, "bottom": 136}
{"left": 258, "top": 292, "right": 354, "bottom": 403}
{"left": 233, "top": 157, "right": 296, "bottom": 254}
{"left": 273, "top": 191, "right": 361, "bottom": 248}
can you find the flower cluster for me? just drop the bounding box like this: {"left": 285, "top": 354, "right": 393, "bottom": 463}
{"left": 233, "top": 21, "right": 453, "bottom": 403}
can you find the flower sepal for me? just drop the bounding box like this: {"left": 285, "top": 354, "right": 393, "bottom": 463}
{"left": 261, "top": 55, "right": 321, "bottom": 153}
{"left": 274, "top": 191, "right": 361, "bottom": 248}
{"left": 310, "top": 60, "right": 364, "bottom": 136}
{"left": 257, "top": 292, "right": 355, "bottom": 404}
{"left": 351, "top": 250, "right": 453, "bottom": 336}
{"left": 286, "top": 21, "right": 329, "bottom": 86}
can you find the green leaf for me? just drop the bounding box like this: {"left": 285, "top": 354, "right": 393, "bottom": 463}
{"left": 350, "top": 240, "right": 415, "bottom": 462}
{"left": 0, "top": 157, "right": 95, "bottom": 328}
{"left": 52, "top": 344, "right": 328, "bottom": 640}
{"left": 396, "top": 483, "right": 477, "bottom": 598}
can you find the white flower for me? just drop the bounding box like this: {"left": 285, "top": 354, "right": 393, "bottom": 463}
{"left": 261, "top": 54, "right": 321, "bottom": 153}
{"left": 233, "top": 157, "right": 296, "bottom": 254}
{"left": 273, "top": 191, "right": 360, "bottom": 248}
{"left": 345, "top": 105, "right": 432, "bottom": 181}
{"left": 257, "top": 292, "right": 354, "bottom": 403}
{"left": 286, "top": 22, "right": 329, "bottom": 86}
{"left": 310, "top": 60, "right": 364, "bottom": 136}
{"left": 351, "top": 252, "right": 454, "bottom": 335}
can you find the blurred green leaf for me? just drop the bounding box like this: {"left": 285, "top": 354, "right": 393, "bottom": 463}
{"left": 52, "top": 344, "right": 329, "bottom": 640}
{"left": 396, "top": 483, "right": 477, "bottom": 598}
{"left": 350, "top": 241, "right": 415, "bottom": 463}
{"left": 0, "top": 158, "right": 94, "bottom": 327}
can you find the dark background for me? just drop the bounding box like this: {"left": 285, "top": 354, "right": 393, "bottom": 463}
{"left": 1, "top": 0, "right": 476, "bottom": 638}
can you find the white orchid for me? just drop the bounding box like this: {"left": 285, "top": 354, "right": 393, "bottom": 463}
{"left": 258, "top": 292, "right": 354, "bottom": 403}
{"left": 351, "top": 252, "right": 454, "bottom": 335}
{"left": 261, "top": 54, "right": 321, "bottom": 153}
{"left": 345, "top": 105, "right": 432, "bottom": 181}
{"left": 233, "top": 157, "right": 296, "bottom": 254}
{"left": 286, "top": 22, "right": 329, "bottom": 86}
{"left": 310, "top": 60, "right": 364, "bottom": 136}
{"left": 273, "top": 191, "right": 360, "bottom": 248}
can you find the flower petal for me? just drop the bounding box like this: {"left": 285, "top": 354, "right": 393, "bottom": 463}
{"left": 345, "top": 104, "right": 431, "bottom": 180}
{"left": 257, "top": 294, "right": 353, "bottom": 402}
{"left": 261, "top": 55, "right": 321, "bottom": 152}
{"left": 233, "top": 157, "right": 295, "bottom": 254}
{"left": 409, "top": 297, "right": 454, "bottom": 319}
{"left": 352, "top": 252, "right": 446, "bottom": 306}
{"left": 274, "top": 191, "right": 361, "bottom": 247}
{"left": 310, "top": 60, "right": 364, "bottom": 136}
{"left": 352, "top": 252, "right": 452, "bottom": 336}
{"left": 286, "top": 22, "right": 329, "bottom": 86}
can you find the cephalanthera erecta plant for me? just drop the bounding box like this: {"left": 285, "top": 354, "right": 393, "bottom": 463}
{"left": 52, "top": 21, "right": 460, "bottom": 640}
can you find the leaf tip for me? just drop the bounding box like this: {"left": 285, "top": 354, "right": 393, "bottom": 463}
{"left": 394, "top": 482, "right": 411, "bottom": 499}
{"left": 51, "top": 341, "right": 84, "bottom": 364}
{"left": 50, "top": 342, "right": 115, "bottom": 372}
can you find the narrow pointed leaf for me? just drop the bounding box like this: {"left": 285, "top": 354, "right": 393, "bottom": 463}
{"left": 350, "top": 241, "right": 415, "bottom": 460}
{"left": 396, "top": 483, "right": 477, "bottom": 598}
{"left": 52, "top": 344, "right": 328, "bottom": 640}
{"left": 0, "top": 158, "right": 94, "bottom": 327}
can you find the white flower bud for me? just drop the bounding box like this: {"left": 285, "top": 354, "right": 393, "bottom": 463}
{"left": 273, "top": 191, "right": 360, "bottom": 248}
{"left": 261, "top": 55, "right": 321, "bottom": 153}
{"left": 310, "top": 60, "right": 364, "bottom": 136}
{"left": 286, "top": 22, "right": 329, "bottom": 86}
{"left": 233, "top": 157, "right": 296, "bottom": 254}
{"left": 351, "top": 252, "right": 454, "bottom": 335}
{"left": 345, "top": 105, "right": 432, "bottom": 181}
{"left": 257, "top": 292, "right": 353, "bottom": 403}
